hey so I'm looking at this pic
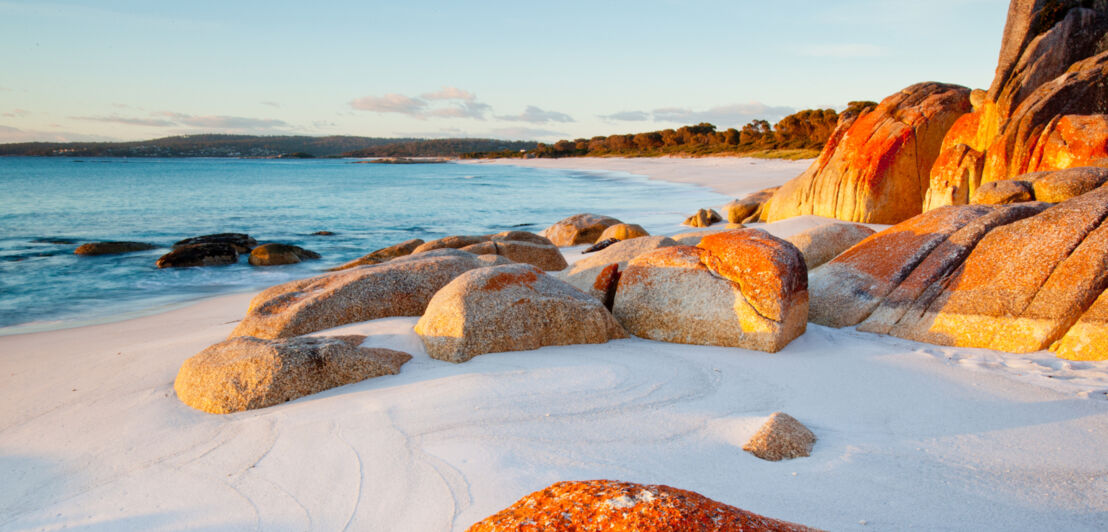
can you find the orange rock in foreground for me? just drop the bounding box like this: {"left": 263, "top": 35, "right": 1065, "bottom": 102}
{"left": 468, "top": 480, "right": 820, "bottom": 532}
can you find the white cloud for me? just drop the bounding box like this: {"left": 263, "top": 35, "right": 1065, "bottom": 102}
{"left": 350, "top": 87, "right": 492, "bottom": 120}
{"left": 421, "top": 86, "right": 477, "bottom": 101}
{"left": 0, "top": 125, "right": 118, "bottom": 142}
{"left": 349, "top": 93, "right": 428, "bottom": 115}
{"left": 599, "top": 103, "right": 795, "bottom": 127}
{"left": 261, "top": 101, "right": 281, "bottom": 108}
{"left": 72, "top": 115, "right": 176, "bottom": 127}
{"left": 497, "top": 106, "right": 574, "bottom": 124}
{"left": 798, "top": 43, "right": 888, "bottom": 58}
{"left": 599, "top": 110, "right": 651, "bottom": 121}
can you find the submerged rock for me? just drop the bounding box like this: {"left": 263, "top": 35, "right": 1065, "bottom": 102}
{"left": 467, "top": 479, "right": 819, "bottom": 532}
{"left": 74, "top": 241, "right": 157, "bottom": 256}
{"left": 174, "top": 335, "right": 411, "bottom": 414}
{"left": 248, "top": 243, "right": 321, "bottom": 266}
{"left": 156, "top": 243, "right": 239, "bottom": 268}
{"left": 173, "top": 233, "right": 257, "bottom": 254}
{"left": 415, "top": 263, "right": 627, "bottom": 363}
{"left": 328, "top": 238, "right": 424, "bottom": 271}
{"left": 540, "top": 213, "right": 622, "bottom": 246}
{"left": 743, "top": 412, "right": 817, "bottom": 462}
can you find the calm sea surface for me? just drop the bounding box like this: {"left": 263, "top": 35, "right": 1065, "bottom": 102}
{"left": 0, "top": 157, "right": 725, "bottom": 333}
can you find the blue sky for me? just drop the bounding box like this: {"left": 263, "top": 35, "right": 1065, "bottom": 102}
{"left": 0, "top": 0, "right": 1009, "bottom": 143}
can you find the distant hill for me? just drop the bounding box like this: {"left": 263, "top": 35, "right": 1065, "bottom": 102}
{"left": 342, "top": 138, "right": 537, "bottom": 158}
{"left": 0, "top": 134, "right": 535, "bottom": 158}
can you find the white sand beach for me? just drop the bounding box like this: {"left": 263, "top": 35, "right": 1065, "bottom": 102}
{"left": 2, "top": 157, "right": 1108, "bottom": 531}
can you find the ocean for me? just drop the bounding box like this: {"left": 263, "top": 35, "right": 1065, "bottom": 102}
{"left": 0, "top": 157, "right": 725, "bottom": 333}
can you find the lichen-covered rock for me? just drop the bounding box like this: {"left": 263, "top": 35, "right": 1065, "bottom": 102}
{"left": 1031, "top": 166, "right": 1108, "bottom": 202}
{"left": 415, "top": 264, "right": 627, "bottom": 363}
{"left": 156, "top": 243, "right": 239, "bottom": 268}
{"left": 684, "top": 208, "right": 722, "bottom": 228}
{"left": 924, "top": 107, "right": 988, "bottom": 210}
{"left": 784, "top": 223, "right": 875, "bottom": 269}
{"left": 555, "top": 236, "right": 677, "bottom": 301}
{"left": 808, "top": 205, "right": 998, "bottom": 328}
{"left": 892, "top": 186, "right": 1108, "bottom": 352}
{"left": 541, "top": 213, "right": 622, "bottom": 246}
{"left": 248, "top": 243, "right": 321, "bottom": 266}
{"left": 767, "top": 82, "right": 972, "bottom": 224}
{"left": 1053, "top": 287, "right": 1108, "bottom": 360}
{"left": 173, "top": 233, "right": 257, "bottom": 253}
{"left": 596, "top": 223, "right": 649, "bottom": 242}
{"left": 231, "top": 249, "right": 508, "bottom": 339}
{"left": 328, "top": 238, "right": 424, "bottom": 271}
{"left": 459, "top": 240, "right": 568, "bottom": 271}
{"left": 613, "top": 230, "right": 807, "bottom": 353}
{"left": 174, "top": 335, "right": 410, "bottom": 414}
{"left": 742, "top": 412, "right": 817, "bottom": 462}
{"left": 970, "top": 179, "right": 1034, "bottom": 205}
{"left": 670, "top": 230, "right": 717, "bottom": 246}
{"left": 859, "top": 202, "right": 1048, "bottom": 335}
{"left": 74, "top": 241, "right": 157, "bottom": 256}
{"left": 412, "top": 235, "right": 490, "bottom": 254}
{"left": 1025, "top": 114, "right": 1108, "bottom": 173}
{"left": 467, "top": 479, "right": 819, "bottom": 532}
{"left": 724, "top": 187, "right": 779, "bottom": 223}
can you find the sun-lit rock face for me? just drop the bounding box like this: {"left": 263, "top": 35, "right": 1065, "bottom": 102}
{"left": 927, "top": 2, "right": 1108, "bottom": 206}
{"left": 541, "top": 213, "right": 622, "bottom": 246}
{"left": 612, "top": 229, "right": 807, "bottom": 353}
{"left": 766, "top": 82, "right": 971, "bottom": 224}
{"left": 467, "top": 479, "right": 821, "bottom": 532}
{"left": 415, "top": 263, "right": 627, "bottom": 363}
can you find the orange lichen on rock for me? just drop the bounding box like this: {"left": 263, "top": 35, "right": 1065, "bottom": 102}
{"left": 1027, "top": 114, "right": 1108, "bottom": 172}
{"left": 467, "top": 480, "right": 821, "bottom": 532}
{"left": 698, "top": 229, "right": 807, "bottom": 322}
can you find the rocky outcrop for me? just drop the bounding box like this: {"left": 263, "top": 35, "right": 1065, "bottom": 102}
{"left": 743, "top": 412, "right": 817, "bottom": 462}
{"left": 555, "top": 236, "right": 678, "bottom": 301}
{"left": 231, "top": 249, "right": 508, "bottom": 339}
{"left": 415, "top": 264, "right": 627, "bottom": 363}
{"left": 1032, "top": 166, "right": 1108, "bottom": 202}
{"left": 784, "top": 223, "right": 875, "bottom": 269}
{"left": 541, "top": 213, "right": 622, "bottom": 246}
{"left": 724, "top": 187, "right": 779, "bottom": 223}
{"left": 766, "top": 82, "right": 972, "bottom": 224}
{"left": 174, "top": 335, "right": 410, "bottom": 414}
{"left": 927, "top": 2, "right": 1108, "bottom": 205}
{"left": 74, "top": 241, "right": 157, "bottom": 255}
{"left": 459, "top": 240, "right": 567, "bottom": 271}
{"left": 328, "top": 238, "right": 424, "bottom": 271}
{"left": 467, "top": 480, "right": 819, "bottom": 532}
{"left": 173, "top": 233, "right": 257, "bottom": 253}
{"left": 1053, "top": 288, "right": 1108, "bottom": 360}
{"left": 155, "top": 243, "right": 239, "bottom": 268}
{"left": 970, "top": 179, "right": 1034, "bottom": 204}
{"left": 684, "top": 208, "right": 722, "bottom": 228}
{"left": 248, "top": 243, "right": 320, "bottom": 266}
{"left": 596, "top": 223, "right": 649, "bottom": 242}
{"left": 613, "top": 230, "right": 807, "bottom": 353}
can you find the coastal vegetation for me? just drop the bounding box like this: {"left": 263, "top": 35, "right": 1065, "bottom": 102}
{"left": 462, "top": 103, "right": 876, "bottom": 160}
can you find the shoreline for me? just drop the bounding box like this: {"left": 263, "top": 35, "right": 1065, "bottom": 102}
{"left": 2, "top": 156, "right": 1107, "bottom": 531}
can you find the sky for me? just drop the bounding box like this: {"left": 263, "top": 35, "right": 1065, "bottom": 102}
{"left": 0, "top": 0, "right": 1010, "bottom": 143}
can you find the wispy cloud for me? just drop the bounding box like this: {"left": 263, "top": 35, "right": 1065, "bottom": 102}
{"left": 0, "top": 124, "right": 118, "bottom": 143}
{"left": 350, "top": 86, "right": 492, "bottom": 120}
{"left": 261, "top": 101, "right": 281, "bottom": 108}
{"left": 497, "top": 106, "right": 574, "bottom": 124}
{"left": 72, "top": 115, "right": 176, "bottom": 127}
{"left": 2, "top": 109, "right": 30, "bottom": 118}
{"left": 488, "top": 126, "right": 569, "bottom": 140}
{"left": 154, "top": 112, "right": 288, "bottom": 129}
{"left": 600, "top": 102, "right": 795, "bottom": 127}
{"left": 798, "top": 43, "right": 887, "bottom": 58}
{"left": 598, "top": 110, "right": 650, "bottom": 121}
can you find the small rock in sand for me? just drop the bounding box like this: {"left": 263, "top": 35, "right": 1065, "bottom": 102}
{"left": 743, "top": 412, "right": 817, "bottom": 461}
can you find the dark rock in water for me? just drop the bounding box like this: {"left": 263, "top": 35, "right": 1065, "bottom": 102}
{"left": 311, "top": 230, "right": 336, "bottom": 236}
{"left": 173, "top": 233, "right": 257, "bottom": 253}
{"left": 583, "top": 238, "right": 620, "bottom": 254}
{"left": 31, "top": 237, "right": 77, "bottom": 245}
{"left": 156, "top": 243, "right": 239, "bottom": 268}
{"left": 248, "top": 243, "right": 321, "bottom": 266}
{"left": 74, "top": 241, "right": 158, "bottom": 256}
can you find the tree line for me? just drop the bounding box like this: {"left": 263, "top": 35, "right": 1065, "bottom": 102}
{"left": 462, "top": 102, "right": 877, "bottom": 159}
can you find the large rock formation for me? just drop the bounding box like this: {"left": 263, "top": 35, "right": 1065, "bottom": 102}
{"left": 540, "top": 213, "right": 622, "bottom": 246}
{"left": 467, "top": 480, "right": 819, "bottom": 532}
{"left": 765, "top": 82, "right": 972, "bottom": 224}
{"left": 174, "top": 335, "right": 410, "bottom": 414}
{"left": 231, "top": 249, "right": 508, "bottom": 339}
{"left": 783, "top": 223, "right": 875, "bottom": 269}
{"left": 926, "top": 1, "right": 1108, "bottom": 207}
{"left": 555, "top": 235, "right": 678, "bottom": 301}
{"left": 415, "top": 264, "right": 627, "bottom": 363}
{"left": 613, "top": 230, "right": 807, "bottom": 353}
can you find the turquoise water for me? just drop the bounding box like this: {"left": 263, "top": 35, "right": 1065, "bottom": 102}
{"left": 0, "top": 157, "right": 725, "bottom": 332}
